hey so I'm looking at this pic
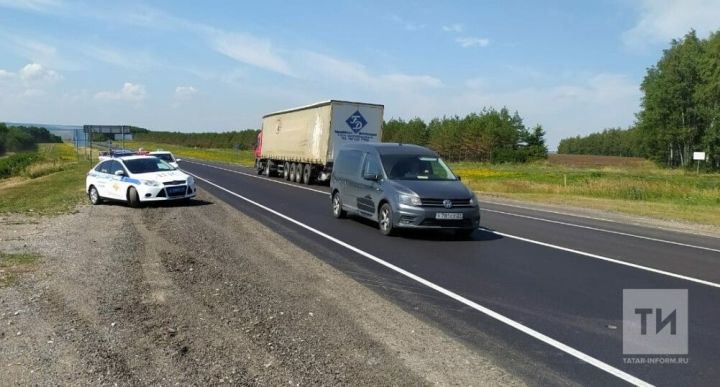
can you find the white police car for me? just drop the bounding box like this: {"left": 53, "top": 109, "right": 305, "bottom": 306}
{"left": 86, "top": 155, "right": 196, "bottom": 207}
{"left": 149, "top": 150, "right": 180, "bottom": 169}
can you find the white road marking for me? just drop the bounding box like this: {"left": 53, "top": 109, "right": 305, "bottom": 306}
{"left": 487, "top": 230, "right": 720, "bottom": 288}
{"left": 479, "top": 200, "right": 720, "bottom": 240}
{"left": 186, "top": 171, "right": 653, "bottom": 387}
{"left": 187, "top": 159, "right": 720, "bottom": 288}
{"left": 484, "top": 208, "right": 720, "bottom": 253}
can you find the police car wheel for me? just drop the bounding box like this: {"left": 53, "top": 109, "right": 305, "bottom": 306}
{"left": 89, "top": 186, "right": 102, "bottom": 205}
{"left": 128, "top": 187, "right": 140, "bottom": 208}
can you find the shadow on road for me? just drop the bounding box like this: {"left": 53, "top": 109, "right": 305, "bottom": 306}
{"left": 347, "top": 215, "right": 503, "bottom": 242}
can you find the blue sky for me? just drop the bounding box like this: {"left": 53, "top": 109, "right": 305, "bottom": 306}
{"left": 1, "top": 0, "right": 719, "bottom": 149}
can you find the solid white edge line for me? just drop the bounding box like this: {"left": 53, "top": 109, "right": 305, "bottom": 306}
{"left": 187, "top": 171, "right": 653, "bottom": 387}
{"left": 188, "top": 159, "right": 720, "bottom": 289}
{"left": 489, "top": 230, "right": 720, "bottom": 288}
{"left": 484, "top": 208, "right": 720, "bottom": 254}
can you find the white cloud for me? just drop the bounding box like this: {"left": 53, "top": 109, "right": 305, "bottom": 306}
{"left": 81, "top": 45, "right": 160, "bottom": 69}
{"left": 464, "top": 77, "right": 485, "bottom": 89}
{"left": 389, "top": 15, "right": 425, "bottom": 31}
{"left": 174, "top": 85, "right": 197, "bottom": 100}
{"left": 298, "top": 51, "right": 443, "bottom": 91}
{"left": 453, "top": 73, "right": 641, "bottom": 149}
{"left": 94, "top": 82, "right": 147, "bottom": 101}
{"left": 18, "top": 62, "right": 61, "bottom": 81}
{"left": 456, "top": 37, "right": 490, "bottom": 48}
{"left": 442, "top": 23, "right": 464, "bottom": 33}
{"left": 623, "top": 0, "right": 720, "bottom": 47}
{"left": 0, "top": 0, "right": 63, "bottom": 12}
{"left": 210, "top": 31, "right": 293, "bottom": 76}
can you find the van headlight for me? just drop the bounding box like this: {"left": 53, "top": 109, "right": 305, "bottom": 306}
{"left": 186, "top": 176, "right": 194, "bottom": 186}
{"left": 398, "top": 193, "right": 422, "bottom": 206}
{"left": 141, "top": 179, "right": 161, "bottom": 187}
{"left": 469, "top": 193, "right": 478, "bottom": 206}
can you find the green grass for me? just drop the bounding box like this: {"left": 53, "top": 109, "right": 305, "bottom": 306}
{"left": 123, "top": 141, "right": 256, "bottom": 166}
{"left": 0, "top": 143, "right": 91, "bottom": 214}
{"left": 451, "top": 159, "right": 720, "bottom": 226}
{"left": 0, "top": 252, "right": 40, "bottom": 287}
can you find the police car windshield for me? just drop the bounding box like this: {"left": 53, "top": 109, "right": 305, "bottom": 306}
{"left": 152, "top": 153, "right": 174, "bottom": 162}
{"left": 381, "top": 154, "right": 457, "bottom": 181}
{"left": 123, "top": 158, "right": 175, "bottom": 174}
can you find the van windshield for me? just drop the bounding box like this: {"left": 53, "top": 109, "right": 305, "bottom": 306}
{"left": 380, "top": 154, "right": 457, "bottom": 181}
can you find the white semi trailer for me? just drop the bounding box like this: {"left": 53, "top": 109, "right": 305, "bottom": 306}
{"left": 254, "top": 100, "right": 384, "bottom": 184}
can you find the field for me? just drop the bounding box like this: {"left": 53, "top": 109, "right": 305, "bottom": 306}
{"left": 454, "top": 154, "right": 720, "bottom": 226}
{"left": 121, "top": 142, "right": 720, "bottom": 226}
{"left": 122, "top": 141, "right": 256, "bottom": 166}
{"left": 0, "top": 143, "right": 92, "bottom": 214}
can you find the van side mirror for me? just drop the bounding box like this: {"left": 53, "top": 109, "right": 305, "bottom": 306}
{"left": 456, "top": 176, "right": 462, "bottom": 181}
{"left": 363, "top": 173, "right": 381, "bottom": 181}
{"left": 176, "top": 158, "right": 182, "bottom": 162}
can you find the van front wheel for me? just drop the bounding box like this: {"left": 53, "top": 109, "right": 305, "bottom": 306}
{"left": 379, "top": 203, "right": 395, "bottom": 236}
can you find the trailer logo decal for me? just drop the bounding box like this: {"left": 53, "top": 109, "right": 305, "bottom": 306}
{"left": 346, "top": 110, "right": 368, "bottom": 133}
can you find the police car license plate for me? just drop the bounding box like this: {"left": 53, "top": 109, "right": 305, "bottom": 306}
{"left": 436, "top": 212, "right": 463, "bottom": 220}
{"left": 167, "top": 186, "right": 186, "bottom": 196}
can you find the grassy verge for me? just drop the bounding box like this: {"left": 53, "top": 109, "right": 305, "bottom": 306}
{"left": 0, "top": 252, "right": 40, "bottom": 287}
{"left": 122, "top": 141, "right": 256, "bottom": 166}
{"left": 0, "top": 143, "right": 91, "bottom": 214}
{"left": 453, "top": 156, "right": 720, "bottom": 226}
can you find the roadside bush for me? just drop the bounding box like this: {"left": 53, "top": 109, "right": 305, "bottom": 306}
{"left": 0, "top": 153, "right": 40, "bottom": 179}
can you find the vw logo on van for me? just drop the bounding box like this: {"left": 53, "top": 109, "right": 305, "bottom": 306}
{"left": 443, "top": 199, "right": 452, "bottom": 209}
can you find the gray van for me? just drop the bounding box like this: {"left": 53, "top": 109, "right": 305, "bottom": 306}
{"left": 330, "top": 143, "right": 481, "bottom": 237}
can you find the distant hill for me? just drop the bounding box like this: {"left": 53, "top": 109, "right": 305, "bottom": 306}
{"left": 4, "top": 122, "right": 82, "bottom": 141}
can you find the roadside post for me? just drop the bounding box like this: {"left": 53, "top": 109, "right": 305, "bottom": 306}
{"left": 693, "top": 152, "right": 705, "bottom": 174}
{"left": 234, "top": 143, "right": 241, "bottom": 163}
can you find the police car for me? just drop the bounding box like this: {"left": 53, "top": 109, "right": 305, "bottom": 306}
{"left": 86, "top": 155, "right": 196, "bottom": 207}
{"left": 149, "top": 150, "right": 180, "bottom": 169}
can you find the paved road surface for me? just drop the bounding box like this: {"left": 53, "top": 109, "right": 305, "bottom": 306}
{"left": 181, "top": 159, "right": 720, "bottom": 386}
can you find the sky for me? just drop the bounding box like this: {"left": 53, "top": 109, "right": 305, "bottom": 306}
{"left": 1, "top": 0, "right": 719, "bottom": 150}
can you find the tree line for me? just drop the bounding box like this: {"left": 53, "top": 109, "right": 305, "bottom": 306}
{"left": 558, "top": 30, "right": 720, "bottom": 169}
{"left": 382, "top": 108, "right": 547, "bottom": 162}
{"left": 557, "top": 127, "right": 644, "bottom": 157}
{"left": 0, "top": 123, "right": 62, "bottom": 156}
{"left": 134, "top": 130, "right": 259, "bottom": 150}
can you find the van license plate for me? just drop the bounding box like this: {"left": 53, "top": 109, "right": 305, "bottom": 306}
{"left": 436, "top": 212, "right": 463, "bottom": 220}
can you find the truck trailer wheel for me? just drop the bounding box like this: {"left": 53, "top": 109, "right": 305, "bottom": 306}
{"left": 283, "top": 162, "right": 290, "bottom": 180}
{"left": 295, "top": 164, "right": 304, "bottom": 183}
{"left": 264, "top": 160, "right": 274, "bottom": 177}
{"left": 302, "top": 164, "right": 313, "bottom": 185}
{"left": 289, "top": 163, "right": 296, "bottom": 181}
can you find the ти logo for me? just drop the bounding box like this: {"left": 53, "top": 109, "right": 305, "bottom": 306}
{"left": 346, "top": 110, "right": 368, "bottom": 133}
{"left": 623, "top": 289, "right": 688, "bottom": 355}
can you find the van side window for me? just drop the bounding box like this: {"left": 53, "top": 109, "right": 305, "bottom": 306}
{"left": 335, "top": 150, "right": 363, "bottom": 176}
{"left": 362, "top": 154, "right": 382, "bottom": 177}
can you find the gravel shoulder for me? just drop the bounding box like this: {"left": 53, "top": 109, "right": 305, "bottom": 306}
{"left": 0, "top": 190, "right": 524, "bottom": 386}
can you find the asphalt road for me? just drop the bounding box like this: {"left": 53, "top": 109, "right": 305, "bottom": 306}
{"left": 181, "top": 159, "right": 720, "bottom": 386}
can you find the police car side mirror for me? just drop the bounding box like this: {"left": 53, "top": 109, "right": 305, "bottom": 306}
{"left": 114, "top": 170, "right": 125, "bottom": 176}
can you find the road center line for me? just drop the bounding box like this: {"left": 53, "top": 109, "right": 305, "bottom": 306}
{"left": 185, "top": 159, "right": 720, "bottom": 288}
{"left": 483, "top": 208, "right": 720, "bottom": 253}
{"left": 186, "top": 171, "right": 653, "bottom": 387}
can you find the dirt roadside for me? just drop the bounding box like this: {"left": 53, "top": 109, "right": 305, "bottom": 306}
{"left": 0, "top": 190, "right": 526, "bottom": 386}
